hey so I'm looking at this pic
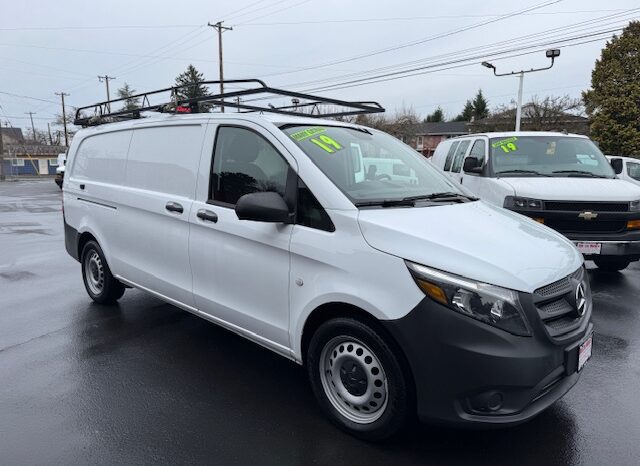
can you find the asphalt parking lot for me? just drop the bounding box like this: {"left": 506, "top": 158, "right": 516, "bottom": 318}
{"left": 1, "top": 179, "right": 639, "bottom": 465}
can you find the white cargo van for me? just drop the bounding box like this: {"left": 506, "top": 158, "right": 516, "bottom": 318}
{"left": 607, "top": 155, "right": 640, "bottom": 187}
{"left": 432, "top": 132, "right": 640, "bottom": 272}
{"left": 63, "top": 84, "right": 593, "bottom": 440}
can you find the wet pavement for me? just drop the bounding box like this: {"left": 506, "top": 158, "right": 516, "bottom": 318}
{"left": 1, "top": 179, "right": 639, "bottom": 465}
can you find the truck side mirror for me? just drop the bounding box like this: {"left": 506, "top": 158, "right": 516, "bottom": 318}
{"left": 610, "top": 158, "right": 623, "bottom": 175}
{"left": 463, "top": 157, "right": 483, "bottom": 174}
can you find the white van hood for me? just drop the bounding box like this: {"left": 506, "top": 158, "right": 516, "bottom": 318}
{"left": 357, "top": 201, "right": 582, "bottom": 293}
{"left": 501, "top": 177, "right": 640, "bottom": 201}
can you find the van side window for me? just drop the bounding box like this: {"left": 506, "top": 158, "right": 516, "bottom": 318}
{"left": 126, "top": 125, "right": 203, "bottom": 198}
{"left": 211, "top": 126, "right": 289, "bottom": 205}
{"left": 469, "top": 139, "right": 486, "bottom": 165}
{"left": 628, "top": 162, "right": 640, "bottom": 181}
{"left": 451, "top": 140, "right": 471, "bottom": 173}
{"left": 297, "top": 179, "right": 335, "bottom": 232}
{"left": 72, "top": 131, "right": 131, "bottom": 184}
{"left": 443, "top": 142, "right": 460, "bottom": 171}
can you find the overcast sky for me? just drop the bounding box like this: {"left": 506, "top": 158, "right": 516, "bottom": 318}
{"left": 0, "top": 0, "right": 638, "bottom": 133}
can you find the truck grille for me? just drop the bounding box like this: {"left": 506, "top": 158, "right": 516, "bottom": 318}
{"left": 544, "top": 219, "right": 627, "bottom": 234}
{"left": 544, "top": 201, "right": 629, "bottom": 212}
{"left": 534, "top": 267, "right": 588, "bottom": 342}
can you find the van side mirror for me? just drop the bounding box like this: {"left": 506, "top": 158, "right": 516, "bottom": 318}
{"left": 235, "top": 191, "right": 291, "bottom": 223}
{"left": 610, "top": 158, "right": 623, "bottom": 175}
{"left": 463, "top": 157, "right": 483, "bottom": 174}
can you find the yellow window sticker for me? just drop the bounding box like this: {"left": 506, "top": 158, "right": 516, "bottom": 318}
{"left": 492, "top": 137, "right": 518, "bottom": 153}
{"left": 290, "top": 127, "right": 326, "bottom": 141}
{"left": 310, "top": 135, "right": 343, "bottom": 153}
{"left": 546, "top": 141, "right": 556, "bottom": 155}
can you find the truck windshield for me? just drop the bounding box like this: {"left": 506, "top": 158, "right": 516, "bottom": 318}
{"left": 282, "top": 125, "right": 466, "bottom": 205}
{"left": 490, "top": 135, "right": 615, "bottom": 178}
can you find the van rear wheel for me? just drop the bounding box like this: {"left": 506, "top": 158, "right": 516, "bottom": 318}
{"left": 594, "top": 257, "right": 631, "bottom": 272}
{"left": 81, "top": 240, "right": 125, "bottom": 304}
{"left": 306, "top": 317, "right": 412, "bottom": 441}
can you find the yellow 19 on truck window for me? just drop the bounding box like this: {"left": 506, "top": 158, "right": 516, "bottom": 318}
{"left": 310, "top": 134, "right": 343, "bottom": 153}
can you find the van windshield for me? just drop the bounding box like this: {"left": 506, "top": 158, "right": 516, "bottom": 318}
{"left": 490, "top": 135, "right": 615, "bottom": 178}
{"left": 282, "top": 125, "right": 467, "bottom": 206}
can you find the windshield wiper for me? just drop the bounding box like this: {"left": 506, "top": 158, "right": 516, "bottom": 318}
{"left": 551, "top": 170, "right": 608, "bottom": 178}
{"left": 496, "top": 169, "right": 551, "bottom": 177}
{"left": 402, "top": 192, "right": 477, "bottom": 202}
{"left": 354, "top": 199, "right": 415, "bottom": 207}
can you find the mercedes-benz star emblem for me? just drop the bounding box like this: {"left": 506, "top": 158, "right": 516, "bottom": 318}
{"left": 575, "top": 282, "right": 587, "bottom": 316}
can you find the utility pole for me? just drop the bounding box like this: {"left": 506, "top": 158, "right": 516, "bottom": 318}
{"left": 25, "top": 112, "right": 37, "bottom": 142}
{"left": 482, "top": 49, "right": 561, "bottom": 131}
{"left": 0, "top": 120, "right": 4, "bottom": 181}
{"left": 47, "top": 122, "right": 53, "bottom": 145}
{"left": 98, "top": 75, "right": 116, "bottom": 111}
{"left": 55, "top": 92, "right": 70, "bottom": 147}
{"left": 207, "top": 21, "right": 233, "bottom": 112}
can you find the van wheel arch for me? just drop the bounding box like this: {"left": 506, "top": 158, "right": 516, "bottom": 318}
{"left": 78, "top": 232, "right": 97, "bottom": 261}
{"left": 301, "top": 303, "right": 415, "bottom": 386}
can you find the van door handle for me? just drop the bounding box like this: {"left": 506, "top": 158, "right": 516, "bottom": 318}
{"left": 197, "top": 209, "right": 218, "bottom": 223}
{"left": 165, "top": 201, "right": 184, "bottom": 214}
{"left": 79, "top": 184, "right": 85, "bottom": 190}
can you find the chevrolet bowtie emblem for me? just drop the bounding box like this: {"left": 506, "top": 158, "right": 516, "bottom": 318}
{"left": 578, "top": 211, "right": 598, "bottom": 220}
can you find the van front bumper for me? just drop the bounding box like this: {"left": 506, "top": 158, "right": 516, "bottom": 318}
{"left": 382, "top": 296, "right": 592, "bottom": 427}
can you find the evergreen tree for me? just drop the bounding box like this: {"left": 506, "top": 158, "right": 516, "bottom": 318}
{"left": 472, "top": 89, "right": 489, "bottom": 120}
{"left": 583, "top": 21, "right": 640, "bottom": 154}
{"left": 174, "top": 64, "right": 210, "bottom": 101}
{"left": 425, "top": 107, "right": 444, "bottom": 122}
{"left": 116, "top": 82, "right": 140, "bottom": 111}
{"left": 454, "top": 100, "right": 475, "bottom": 121}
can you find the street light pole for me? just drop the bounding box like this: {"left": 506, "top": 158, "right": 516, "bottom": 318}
{"left": 515, "top": 72, "right": 524, "bottom": 132}
{"left": 482, "top": 49, "right": 560, "bottom": 131}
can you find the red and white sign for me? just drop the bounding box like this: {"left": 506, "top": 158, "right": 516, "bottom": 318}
{"left": 576, "top": 242, "right": 602, "bottom": 255}
{"left": 578, "top": 334, "right": 593, "bottom": 372}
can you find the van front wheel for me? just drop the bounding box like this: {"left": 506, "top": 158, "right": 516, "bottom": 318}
{"left": 81, "top": 240, "right": 125, "bottom": 304}
{"left": 306, "top": 317, "right": 412, "bottom": 441}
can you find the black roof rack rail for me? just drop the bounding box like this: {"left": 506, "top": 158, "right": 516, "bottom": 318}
{"left": 73, "top": 79, "right": 385, "bottom": 127}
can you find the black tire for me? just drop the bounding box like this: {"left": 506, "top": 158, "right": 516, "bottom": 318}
{"left": 306, "top": 317, "right": 413, "bottom": 441}
{"left": 81, "top": 240, "right": 125, "bottom": 304}
{"left": 593, "top": 257, "right": 631, "bottom": 272}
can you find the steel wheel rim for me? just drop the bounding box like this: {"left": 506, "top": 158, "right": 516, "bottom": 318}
{"left": 85, "top": 251, "right": 104, "bottom": 295}
{"left": 319, "top": 336, "right": 389, "bottom": 424}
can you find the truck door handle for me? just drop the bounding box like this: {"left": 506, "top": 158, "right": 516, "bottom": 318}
{"left": 79, "top": 184, "right": 85, "bottom": 190}
{"left": 197, "top": 209, "right": 218, "bottom": 223}
{"left": 165, "top": 201, "right": 184, "bottom": 214}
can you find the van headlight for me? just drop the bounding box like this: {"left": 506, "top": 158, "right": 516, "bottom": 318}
{"left": 630, "top": 200, "right": 640, "bottom": 212}
{"left": 405, "top": 261, "right": 531, "bottom": 336}
{"left": 503, "top": 196, "right": 543, "bottom": 210}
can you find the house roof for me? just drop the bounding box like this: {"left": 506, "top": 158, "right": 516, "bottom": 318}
{"left": 0, "top": 127, "right": 25, "bottom": 141}
{"left": 415, "top": 121, "right": 470, "bottom": 135}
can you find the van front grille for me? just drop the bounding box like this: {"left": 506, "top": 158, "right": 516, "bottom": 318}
{"left": 544, "top": 201, "right": 629, "bottom": 212}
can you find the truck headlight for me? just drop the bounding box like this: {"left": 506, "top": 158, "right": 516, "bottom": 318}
{"left": 504, "top": 196, "right": 543, "bottom": 210}
{"left": 405, "top": 261, "right": 531, "bottom": 336}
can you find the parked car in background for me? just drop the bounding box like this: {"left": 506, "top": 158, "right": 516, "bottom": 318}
{"left": 607, "top": 155, "right": 640, "bottom": 187}
{"left": 54, "top": 152, "right": 66, "bottom": 189}
{"left": 432, "top": 132, "right": 640, "bottom": 271}
{"left": 63, "top": 112, "right": 592, "bottom": 440}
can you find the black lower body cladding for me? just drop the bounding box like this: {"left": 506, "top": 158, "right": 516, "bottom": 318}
{"left": 381, "top": 296, "right": 592, "bottom": 426}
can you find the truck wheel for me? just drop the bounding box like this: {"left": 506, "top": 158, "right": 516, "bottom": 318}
{"left": 594, "top": 258, "right": 631, "bottom": 272}
{"left": 306, "top": 317, "right": 412, "bottom": 441}
{"left": 81, "top": 240, "right": 125, "bottom": 303}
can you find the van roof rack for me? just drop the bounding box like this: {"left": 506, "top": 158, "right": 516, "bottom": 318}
{"left": 73, "top": 79, "right": 385, "bottom": 127}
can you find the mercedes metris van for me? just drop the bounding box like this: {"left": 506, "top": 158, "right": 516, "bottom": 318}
{"left": 433, "top": 132, "right": 640, "bottom": 272}
{"left": 63, "top": 116, "right": 593, "bottom": 440}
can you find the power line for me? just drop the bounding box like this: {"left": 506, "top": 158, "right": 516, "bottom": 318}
{"left": 239, "top": 9, "right": 629, "bottom": 26}
{"left": 0, "top": 90, "right": 61, "bottom": 105}
{"left": 266, "top": 9, "right": 638, "bottom": 91}
{"left": 225, "top": 0, "right": 294, "bottom": 22}
{"left": 222, "top": 0, "right": 269, "bottom": 21}
{"left": 0, "top": 24, "right": 202, "bottom": 31}
{"left": 235, "top": 0, "right": 313, "bottom": 25}
{"left": 254, "top": 0, "right": 563, "bottom": 80}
